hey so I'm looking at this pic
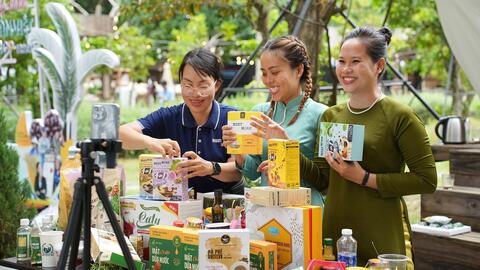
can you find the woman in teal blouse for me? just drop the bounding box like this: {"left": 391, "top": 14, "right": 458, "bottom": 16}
{"left": 222, "top": 35, "right": 328, "bottom": 205}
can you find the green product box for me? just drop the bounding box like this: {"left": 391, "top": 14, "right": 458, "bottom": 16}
{"left": 149, "top": 225, "right": 183, "bottom": 270}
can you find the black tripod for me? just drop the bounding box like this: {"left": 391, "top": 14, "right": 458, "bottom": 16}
{"left": 57, "top": 139, "right": 137, "bottom": 270}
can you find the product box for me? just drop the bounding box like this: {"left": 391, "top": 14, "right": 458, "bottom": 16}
{"left": 199, "top": 229, "right": 250, "bottom": 270}
{"left": 183, "top": 229, "right": 199, "bottom": 270}
{"left": 318, "top": 122, "right": 365, "bottom": 161}
{"left": 91, "top": 167, "right": 124, "bottom": 231}
{"left": 90, "top": 227, "right": 144, "bottom": 270}
{"left": 247, "top": 186, "right": 311, "bottom": 207}
{"left": 246, "top": 203, "right": 322, "bottom": 269}
{"left": 250, "top": 240, "right": 277, "bottom": 270}
{"left": 121, "top": 196, "right": 203, "bottom": 259}
{"left": 267, "top": 139, "right": 300, "bottom": 189}
{"left": 139, "top": 154, "right": 162, "bottom": 197}
{"left": 152, "top": 157, "right": 188, "bottom": 200}
{"left": 150, "top": 225, "right": 184, "bottom": 270}
{"left": 227, "top": 111, "right": 263, "bottom": 155}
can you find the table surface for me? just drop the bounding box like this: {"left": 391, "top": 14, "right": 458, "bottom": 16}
{"left": 0, "top": 258, "right": 41, "bottom": 270}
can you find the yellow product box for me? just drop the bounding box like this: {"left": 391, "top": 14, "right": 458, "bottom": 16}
{"left": 250, "top": 240, "right": 277, "bottom": 270}
{"left": 246, "top": 202, "right": 322, "bottom": 269}
{"left": 199, "top": 229, "right": 250, "bottom": 269}
{"left": 248, "top": 186, "right": 311, "bottom": 207}
{"left": 139, "top": 154, "right": 163, "bottom": 197}
{"left": 149, "top": 225, "right": 183, "bottom": 270}
{"left": 183, "top": 229, "right": 199, "bottom": 270}
{"left": 267, "top": 139, "right": 300, "bottom": 189}
{"left": 227, "top": 111, "right": 263, "bottom": 154}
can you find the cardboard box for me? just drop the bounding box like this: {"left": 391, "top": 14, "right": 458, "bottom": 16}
{"left": 152, "top": 157, "right": 188, "bottom": 200}
{"left": 246, "top": 203, "right": 322, "bottom": 269}
{"left": 90, "top": 228, "right": 144, "bottom": 270}
{"left": 183, "top": 229, "right": 199, "bottom": 270}
{"left": 139, "top": 154, "right": 163, "bottom": 197}
{"left": 120, "top": 196, "right": 202, "bottom": 259}
{"left": 247, "top": 186, "right": 311, "bottom": 207}
{"left": 267, "top": 139, "right": 300, "bottom": 189}
{"left": 227, "top": 111, "right": 263, "bottom": 154}
{"left": 150, "top": 225, "right": 184, "bottom": 270}
{"left": 250, "top": 240, "right": 277, "bottom": 270}
{"left": 318, "top": 122, "right": 365, "bottom": 161}
{"left": 199, "top": 229, "right": 250, "bottom": 270}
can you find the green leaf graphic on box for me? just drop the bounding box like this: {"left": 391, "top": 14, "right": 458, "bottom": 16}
{"left": 140, "top": 204, "right": 160, "bottom": 211}
{"left": 325, "top": 123, "right": 333, "bottom": 136}
{"left": 342, "top": 124, "right": 347, "bottom": 131}
{"left": 170, "top": 159, "right": 181, "bottom": 170}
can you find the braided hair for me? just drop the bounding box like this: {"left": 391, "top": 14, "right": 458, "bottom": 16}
{"left": 262, "top": 35, "right": 312, "bottom": 126}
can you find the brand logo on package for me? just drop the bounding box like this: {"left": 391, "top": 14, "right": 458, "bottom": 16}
{"left": 42, "top": 243, "right": 54, "bottom": 256}
{"left": 221, "top": 234, "right": 231, "bottom": 244}
{"left": 268, "top": 226, "right": 280, "bottom": 236}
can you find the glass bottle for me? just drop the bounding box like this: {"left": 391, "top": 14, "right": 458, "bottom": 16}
{"left": 212, "top": 189, "right": 224, "bottom": 223}
{"left": 323, "top": 238, "right": 336, "bottom": 261}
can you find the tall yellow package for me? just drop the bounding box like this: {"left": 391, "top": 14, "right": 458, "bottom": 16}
{"left": 227, "top": 111, "right": 263, "bottom": 154}
{"left": 267, "top": 139, "right": 300, "bottom": 189}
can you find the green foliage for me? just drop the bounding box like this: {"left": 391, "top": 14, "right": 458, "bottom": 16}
{"left": 167, "top": 14, "right": 209, "bottom": 80}
{"left": 82, "top": 24, "right": 155, "bottom": 81}
{"left": 0, "top": 110, "right": 36, "bottom": 258}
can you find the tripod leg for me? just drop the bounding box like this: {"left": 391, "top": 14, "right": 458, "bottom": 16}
{"left": 58, "top": 180, "right": 85, "bottom": 269}
{"left": 83, "top": 178, "right": 92, "bottom": 269}
{"left": 94, "top": 177, "right": 138, "bottom": 270}
{"left": 68, "top": 200, "right": 83, "bottom": 270}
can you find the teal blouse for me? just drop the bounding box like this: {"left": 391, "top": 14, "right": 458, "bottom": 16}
{"left": 241, "top": 94, "right": 328, "bottom": 205}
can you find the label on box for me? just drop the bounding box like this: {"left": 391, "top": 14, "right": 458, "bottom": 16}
{"left": 268, "top": 139, "right": 300, "bottom": 189}
{"left": 318, "top": 122, "right": 364, "bottom": 161}
{"left": 152, "top": 157, "right": 188, "bottom": 201}
{"left": 227, "top": 111, "right": 263, "bottom": 154}
{"left": 139, "top": 154, "right": 162, "bottom": 197}
{"left": 199, "top": 229, "right": 250, "bottom": 270}
{"left": 183, "top": 229, "right": 199, "bottom": 270}
{"left": 150, "top": 225, "right": 183, "bottom": 270}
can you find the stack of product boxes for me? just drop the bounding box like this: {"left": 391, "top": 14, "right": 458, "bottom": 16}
{"left": 120, "top": 154, "right": 203, "bottom": 261}
{"left": 246, "top": 137, "right": 323, "bottom": 270}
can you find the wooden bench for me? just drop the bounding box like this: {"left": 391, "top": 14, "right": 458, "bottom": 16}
{"left": 412, "top": 231, "right": 480, "bottom": 270}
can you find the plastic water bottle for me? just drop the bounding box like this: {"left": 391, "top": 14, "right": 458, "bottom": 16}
{"left": 337, "top": 228, "right": 357, "bottom": 267}
{"left": 17, "top": 218, "right": 31, "bottom": 262}
{"left": 30, "top": 220, "right": 42, "bottom": 265}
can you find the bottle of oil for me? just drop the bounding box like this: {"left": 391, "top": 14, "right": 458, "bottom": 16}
{"left": 212, "top": 189, "right": 224, "bottom": 223}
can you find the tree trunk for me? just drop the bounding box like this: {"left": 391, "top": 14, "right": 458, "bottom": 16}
{"left": 286, "top": 0, "right": 339, "bottom": 100}
{"left": 249, "top": 0, "right": 270, "bottom": 41}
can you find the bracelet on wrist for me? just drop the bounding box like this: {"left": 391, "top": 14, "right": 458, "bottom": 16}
{"left": 361, "top": 171, "right": 370, "bottom": 186}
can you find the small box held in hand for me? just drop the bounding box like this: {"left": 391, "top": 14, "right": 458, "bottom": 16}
{"left": 318, "top": 122, "right": 365, "bottom": 161}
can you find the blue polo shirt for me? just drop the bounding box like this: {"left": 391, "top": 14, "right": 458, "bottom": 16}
{"left": 137, "top": 101, "right": 238, "bottom": 193}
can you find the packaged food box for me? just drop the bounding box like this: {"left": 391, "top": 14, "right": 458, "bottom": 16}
{"left": 247, "top": 186, "right": 311, "bottom": 207}
{"left": 90, "top": 227, "right": 144, "bottom": 270}
{"left": 183, "top": 228, "right": 199, "bottom": 270}
{"left": 318, "top": 122, "right": 365, "bottom": 161}
{"left": 121, "top": 196, "right": 202, "bottom": 259}
{"left": 227, "top": 111, "right": 263, "bottom": 155}
{"left": 250, "top": 240, "right": 277, "bottom": 270}
{"left": 149, "top": 225, "right": 184, "bottom": 270}
{"left": 139, "top": 154, "right": 162, "bottom": 197}
{"left": 246, "top": 203, "right": 322, "bottom": 269}
{"left": 199, "top": 229, "right": 250, "bottom": 270}
{"left": 267, "top": 139, "right": 300, "bottom": 189}
{"left": 152, "top": 157, "right": 188, "bottom": 200}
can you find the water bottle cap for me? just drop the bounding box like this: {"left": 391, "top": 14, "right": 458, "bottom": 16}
{"left": 20, "top": 218, "right": 29, "bottom": 226}
{"left": 342, "top": 228, "right": 352, "bottom": 235}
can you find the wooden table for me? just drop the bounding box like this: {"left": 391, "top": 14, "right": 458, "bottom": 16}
{"left": 431, "top": 143, "right": 480, "bottom": 161}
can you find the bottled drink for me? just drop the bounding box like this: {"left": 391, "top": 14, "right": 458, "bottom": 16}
{"left": 41, "top": 216, "right": 53, "bottom": 232}
{"left": 17, "top": 218, "right": 31, "bottom": 262}
{"left": 212, "top": 189, "right": 224, "bottom": 223}
{"left": 323, "top": 238, "right": 336, "bottom": 261}
{"left": 336, "top": 228, "right": 357, "bottom": 267}
{"left": 30, "top": 220, "right": 42, "bottom": 265}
